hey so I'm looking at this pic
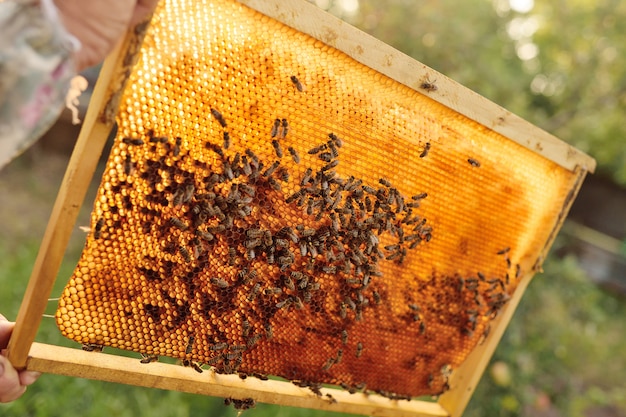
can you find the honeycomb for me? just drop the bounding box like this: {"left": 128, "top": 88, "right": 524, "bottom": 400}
{"left": 56, "top": 0, "right": 580, "bottom": 398}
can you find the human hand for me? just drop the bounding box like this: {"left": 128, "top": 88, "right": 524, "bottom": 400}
{"left": 0, "top": 315, "right": 41, "bottom": 403}
{"left": 53, "top": 0, "right": 160, "bottom": 72}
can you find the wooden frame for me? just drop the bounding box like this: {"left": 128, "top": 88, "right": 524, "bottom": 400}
{"left": 7, "top": 1, "right": 594, "bottom": 417}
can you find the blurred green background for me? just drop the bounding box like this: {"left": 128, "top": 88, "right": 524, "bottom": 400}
{"left": 1, "top": 0, "right": 626, "bottom": 416}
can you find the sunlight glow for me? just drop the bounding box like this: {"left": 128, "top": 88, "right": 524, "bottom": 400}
{"left": 509, "top": 0, "right": 534, "bottom": 13}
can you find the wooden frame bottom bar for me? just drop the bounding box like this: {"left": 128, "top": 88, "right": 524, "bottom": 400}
{"left": 27, "top": 343, "right": 449, "bottom": 417}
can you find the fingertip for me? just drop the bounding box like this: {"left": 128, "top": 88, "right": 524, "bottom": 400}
{"left": 20, "top": 371, "right": 41, "bottom": 387}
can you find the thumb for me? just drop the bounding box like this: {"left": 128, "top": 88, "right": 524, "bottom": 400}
{"left": 0, "top": 355, "right": 27, "bottom": 403}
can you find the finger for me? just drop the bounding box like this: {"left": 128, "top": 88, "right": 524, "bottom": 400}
{"left": 0, "top": 320, "right": 14, "bottom": 350}
{"left": 0, "top": 356, "right": 27, "bottom": 403}
{"left": 129, "top": 0, "right": 160, "bottom": 25}
{"left": 19, "top": 370, "right": 41, "bottom": 387}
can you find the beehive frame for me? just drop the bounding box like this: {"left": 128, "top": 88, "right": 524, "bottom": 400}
{"left": 8, "top": 1, "right": 594, "bottom": 416}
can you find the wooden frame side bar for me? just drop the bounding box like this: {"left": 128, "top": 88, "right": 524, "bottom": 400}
{"left": 28, "top": 342, "right": 449, "bottom": 417}
{"left": 7, "top": 20, "right": 150, "bottom": 369}
{"left": 237, "top": 0, "right": 595, "bottom": 174}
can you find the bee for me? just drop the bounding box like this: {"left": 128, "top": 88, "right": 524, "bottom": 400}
{"left": 206, "top": 143, "right": 224, "bottom": 159}
{"left": 185, "top": 335, "right": 195, "bottom": 355}
{"left": 190, "top": 362, "right": 203, "bottom": 373}
{"left": 479, "top": 325, "right": 491, "bottom": 345}
{"left": 210, "top": 342, "right": 228, "bottom": 351}
{"left": 322, "top": 265, "right": 336, "bottom": 274}
{"left": 223, "top": 159, "right": 234, "bottom": 180}
{"left": 271, "top": 118, "right": 281, "bottom": 138}
{"left": 267, "top": 177, "right": 281, "bottom": 191}
{"left": 281, "top": 119, "right": 289, "bottom": 138}
{"left": 335, "top": 349, "right": 343, "bottom": 364}
{"left": 82, "top": 343, "right": 104, "bottom": 352}
{"left": 276, "top": 298, "right": 292, "bottom": 309}
{"left": 270, "top": 140, "right": 283, "bottom": 159}
{"left": 317, "top": 151, "right": 332, "bottom": 162}
{"left": 173, "top": 136, "right": 182, "bottom": 156}
{"left": 264, "top": 287, "right": 283, "bottom": 295}
{"left": 419, "top": 142, "right": 431, "bottom": 158}
{"left": 172, "top": 188, "right": 185, "bottom": 207}
{"left": 278, "top": 255, "right": 293, "bottom": 269}
{"left": 196, "top": 230, "right": 214, "bottom": 242}
{"left": 341, "top": 330, "right": 348, "bottom": 345}
{"left": 327, "top": 140, "right": 339, "bottom": 158}
{"left": 274, "top": 166, "right": 289, "bottom": 183}
{"left": 248, "top": 283, "right": 261, "bottom": 301}
{"left": 293, "top": 296, "right": 304, "bottom": 310}
{"left": 179, "top": 245, "right": 192, "bottom": 263}
{"left": 94, "top": 217, "right": 105, "bottom": 239}
{"left": 308, "top": 144, "right": 327, "bottom": 155}
{"left": 169, "top": 216, "right": 188, "bottom": 231}
{"left": 339, "top": 303, "right": 347, "bottom": 319}
{"left": 210, "top": 277, "right": 229, "bottom": 288}
{"left": 412, "top": 192, "right": 428, "bottom": 200}
{"left": 379, "top": 178, "right": 392, "bottom": 187}
{"left": 420, "top": 78, "right": 438, "bottom": 92}
{"left": 181, "top": 184, "right": 195, "bottom": 203}
{"left": 243, "top": 151, "right": 258, "bottom": 168}
{"left": 290, "top": 75, "right": 304, "bottom": 92}
{"left": 300, "top": 167, "right": 313, "bottom": 186}
{"left": 281, "top": 275, "right": 294, "bottom": 291}
{"left": 468, "top": 158, "right": 481, "bottom": 167}
{"left": 344, "top": 296, "right": 356, "bottom": 311}
{"left": 497, "top": 247, "right": 511, "bottom": 255}
{"left": 247, "top": 333, "right": 262, "bottom": 348}
{"left": 140, "top": 353, "right": 159, "bottom": 364}
{"left": 281, "top": 226, "right": 299, "bottom": 243}
{"left": 321, "top": 160, "right": 338, "bottom": 171}
{"left": 208, "top": 224, "right": 227, "bottom": 234}
{"left": 245, "top": 229, "right": 263, "bottom": 239}
{"left": 322, "top": 357, "right": 335, "bottom": 371}
{"left": 286, "top": 146, "right": 300, "bottom": 164}
{"left": 206, "top": 354, "right": 224, "bottom": 366}
{"left": 356, "top": 342, "right": 363, "bottom": 358}
{"left": 210, "top": 108, "right": 227, "bottom": 127}
{"left": 264, "top": 323, "right": 273, "bottom": 339}
{"left": 372, "top": 291, "right": 381, "bottom": 304}
{"left": 122, "top": 137, "right": 144, "bottom": 146}
{"left": 516, "top": 264, "right": 521, "bottom": 279}
{"left": 263, "top": 160, "right": 280, "bottom": 177}
{"left": 419, "top": 321, "right": 426, "bottom": 335}
{"left": 124, "top": 154, "right": 133, "bottom": 175}
{"left": 223, "top": 131, "right": 231, "bottom": 149}
{"left": 242, "top": 320, "right": 251, "bottom": 337}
